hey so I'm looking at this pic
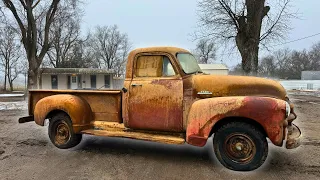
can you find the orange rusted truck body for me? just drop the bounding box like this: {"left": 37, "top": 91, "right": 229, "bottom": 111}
{"left": 19, "top": 47, "right": 301, "bottom": 171}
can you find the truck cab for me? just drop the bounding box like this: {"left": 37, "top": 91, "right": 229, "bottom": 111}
{"left": 19, "top": 47, "right": 301, "bottom": 171}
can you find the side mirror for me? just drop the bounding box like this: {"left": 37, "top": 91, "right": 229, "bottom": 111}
{"left": 122, "top": 87, "right": 128, "bottom": 93}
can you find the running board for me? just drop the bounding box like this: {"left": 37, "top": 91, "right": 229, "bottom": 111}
{"left": 81, "top": 122, "right": 185, "bottom": 145}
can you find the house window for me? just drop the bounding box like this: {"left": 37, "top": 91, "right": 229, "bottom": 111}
{"left": 51, "top": 75, "right": 58, "bottom": 89}
{"left": 71, "top": 76, "right": 77, "bottom": 83}
{"left": 91, "top": 75, "right": 96, "bottom": 88}
{"left": 104, "top": 75, "right": 110, "bottom": 88}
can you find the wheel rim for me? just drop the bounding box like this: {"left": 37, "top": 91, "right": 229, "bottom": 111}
{"left": 224, "top": 133, "right": 256, "bottom": 164}
{"left": 54, "top": 121, "right": 70, "bottom": 145}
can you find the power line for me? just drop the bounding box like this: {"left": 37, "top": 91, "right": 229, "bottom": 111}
{"left": 272, "top": 32, "right": 320, "bottom": 47}
{"left": 217, "top": 32, "right": 320, "bottom": 56}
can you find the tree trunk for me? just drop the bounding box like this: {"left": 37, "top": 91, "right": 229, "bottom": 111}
{"left": 28, "top": 59, "right": 40, "bottom": 89}
{"left": 3, "top": 76, "right": 6, "bottom": 91}
{"left": 245, "top": 0, "right": 265, "bottom": 76}
{"left": 3, "top": 62, "right": 8, "bottom": 91}
{"left": 234, "top": 0, "right": 266, "bottom": 76}
{"left": 236, "top": 32, "right": 260, "bottom": 76}
{"left": 9, "top": 81, "right": 13, "bottom": 91}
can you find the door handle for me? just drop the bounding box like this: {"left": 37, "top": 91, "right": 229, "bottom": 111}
{"left": 131, "top": 83, "right": 142, "bottom": 87}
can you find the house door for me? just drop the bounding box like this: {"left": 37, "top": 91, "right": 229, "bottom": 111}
{"left": 71, "top": 75, "right": 78, "bottom": 89}
{"left": 51, "top": 75, "right": 58, "bottom": 89}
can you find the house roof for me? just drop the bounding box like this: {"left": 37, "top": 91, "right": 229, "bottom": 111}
{"left": 40, "top": 68, "right": 115, "bottom": 75}
{"left": 198, "top": 64, "right": 229, "bottom": 70}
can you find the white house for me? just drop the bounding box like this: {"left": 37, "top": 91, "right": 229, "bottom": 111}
{"left": 198, "top": 64, "right": 229, "bottom": 75}
{"left": 39, "top": 68, "right": 124, "bottom": 90}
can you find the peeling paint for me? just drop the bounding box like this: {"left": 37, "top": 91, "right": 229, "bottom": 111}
{"left": 186, "top": 96, "right": 287, "bottom": 147}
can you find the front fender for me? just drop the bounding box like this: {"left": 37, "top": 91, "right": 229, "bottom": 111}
{"left": 186, "top": 96, "right": 286, "bottom": 147}
{"left": 34, "top": 94, "right": 93, "bottom": 133}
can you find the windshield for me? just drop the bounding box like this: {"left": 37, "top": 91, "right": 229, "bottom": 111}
{"left": 177, "top": 53, "right": 202, "bottom": 74}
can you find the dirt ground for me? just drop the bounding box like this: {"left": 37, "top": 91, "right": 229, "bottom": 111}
{"left": 0, "top": 93, "right": 319, "bottom": 180}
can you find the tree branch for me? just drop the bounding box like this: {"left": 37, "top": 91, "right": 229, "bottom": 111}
{"left": 260, "top": 0, "right": 290, "bottom": 42}
{"left": 38, "top": 0, "right": 60, "bottom": 62}
{"left": 3, "top": 0, "right": 27, "bottom": 46}
{"left": 218, "top": 0, "right": 239, "bottom": 30}
{"left": 32, "top": 0, "right": 41, "bottom": 9}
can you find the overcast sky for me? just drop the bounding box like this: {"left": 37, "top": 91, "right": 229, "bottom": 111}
{"left": 83, "top": 0, "right": 319, "bottom": 68}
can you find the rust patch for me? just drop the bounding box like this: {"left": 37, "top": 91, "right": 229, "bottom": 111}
{"left": 192, "top": 74, "right": 287, "bottom": 100}
{"left": 33, "top": 94, "right": 94, "bottom": 133}
{"left": 127, "top": 78, "right": 183, "bottom": 132}
{"left": 151, "top": 79, "right": 175, "bottom": 89}
{"left": 186, "top": 96, "right": 287, "bottom": 147}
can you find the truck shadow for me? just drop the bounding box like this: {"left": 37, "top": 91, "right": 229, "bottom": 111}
{"left": 73, "top": 135, "right": 305, "bottom": 174}
{"left": 75, "top": 135, "right": 218, "bottom": 166}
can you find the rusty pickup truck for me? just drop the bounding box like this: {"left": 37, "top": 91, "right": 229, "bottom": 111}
{"left": 19, "top": 47, "right": 301, "bottom": 171}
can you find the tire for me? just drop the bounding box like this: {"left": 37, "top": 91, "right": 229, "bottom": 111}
{"left": 48, "top": 112, "right": 82, "bottom": 149}
{"left": 213, "top": 122, "right": 268, "bottom": 171}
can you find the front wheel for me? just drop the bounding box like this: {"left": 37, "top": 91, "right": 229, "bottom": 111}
{"left": 213, "top": 122, "right": 268, "bottom": 171}
{"left": 48, "top": 112, "right": 82, "bottom": 149}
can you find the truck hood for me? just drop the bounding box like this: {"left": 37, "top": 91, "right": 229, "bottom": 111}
{"left": 192, "top": 74, "right": 287, "bottom": 100}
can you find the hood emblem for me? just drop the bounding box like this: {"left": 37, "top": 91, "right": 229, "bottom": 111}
{"left": 197, "top": 90, "right": 213, "bottom": 95}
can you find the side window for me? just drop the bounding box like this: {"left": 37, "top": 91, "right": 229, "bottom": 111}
{"left": 163, "top": 56, "right": 175, "bottom": 76}
{"left": 135, "top": 55, "right": 176, "bottom": 77}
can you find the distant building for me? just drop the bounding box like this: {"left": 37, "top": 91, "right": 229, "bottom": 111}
{"left": 39, "top": 68, "right": 124, "bottom": 90}
{"left": 198, "top": 64, "right": 229, "bottom": 75}
{"left": 301, "top": 71, "right": 320, "bottom": 80}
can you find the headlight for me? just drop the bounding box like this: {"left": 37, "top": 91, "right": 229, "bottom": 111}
{"left": 285, "top": 102, "right": 291, "bottom": 117}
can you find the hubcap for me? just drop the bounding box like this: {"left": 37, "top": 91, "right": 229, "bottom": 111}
{"left": 55, "top": 122, "right": 70, "bottom": 145}
{"left": 224, "top": 133, "right": 256, "bottom": 163}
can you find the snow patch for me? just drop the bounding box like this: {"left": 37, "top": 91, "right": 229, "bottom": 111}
{"left": 0, "top": 101, "right": 27, "bottom": 110}
{"left": 0, "top": 94, "right": 24, "bottom": 97}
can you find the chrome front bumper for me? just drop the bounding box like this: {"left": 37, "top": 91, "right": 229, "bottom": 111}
{"left": 285, "top": 123, "right": 302, "bottom": 149}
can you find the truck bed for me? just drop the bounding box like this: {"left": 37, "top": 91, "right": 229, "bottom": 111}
{"left": 29, "top": 89, "right": 122, "bottom": 123}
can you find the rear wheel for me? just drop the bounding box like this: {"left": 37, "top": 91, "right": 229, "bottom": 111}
{"left": 48, "top": 112, "right": 82, "bottom": 149}
{"left": 213, "top": 122, "right": 268, "bottom": 171}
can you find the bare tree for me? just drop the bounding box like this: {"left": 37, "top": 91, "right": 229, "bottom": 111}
{"left": 0, "top": 25, "right": 22, "bottom": 91}
{"left": 90, "top": 25, "right": 131, "bottom": 77}
{"left": 273, "top": 48, "right": 291, "bottom": 79}
{"left": 286, "top": 50, "right": 309, "bottom": 79}
{"left": 64, "top": 35, "right": 99, "bottom": 68}
{"left": 308, "top": 42, "right": 320, "bottom": 71}
{"left": 229, "top": 63, "right": 243, "bottom": 75}
{"left": 46, "top": 0, "right": 82, "bottom": 68}
{"left": 196, "top": 0, "right": 294, "bottom": 75}
{"left": 194, "top": 38, "right": 216, "bottom": 64}
{"left": 1, "top": 0, "right": 61, "bottom": 89}
{"left": 258, "top": 55, "right": 276, "bottom": 77}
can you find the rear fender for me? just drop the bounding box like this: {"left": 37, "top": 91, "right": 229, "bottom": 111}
{"left": 34, "top": 94, "right": 93, "bottom": 133}
{"left": 186, "top": 96, "right": 286, "bottom": 147}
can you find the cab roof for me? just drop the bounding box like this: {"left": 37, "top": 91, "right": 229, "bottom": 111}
{"left": 129, "top": 46, "right": 190, "bottom": 56}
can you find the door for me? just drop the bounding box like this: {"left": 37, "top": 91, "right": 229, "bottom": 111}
{"left": 128, "top": 54, "right": 183, "bottom": 132}
{"left": 104, "top": 75, "right": 111, "bottom": 88}
{"left": 51, "top": 75, "right": 58, "bottom": 89}
{"left": 90, "top": 75, "right": 96, "bottom": 88}
{"left": 71, "top": 75, "right": 78, "bottom": 89}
